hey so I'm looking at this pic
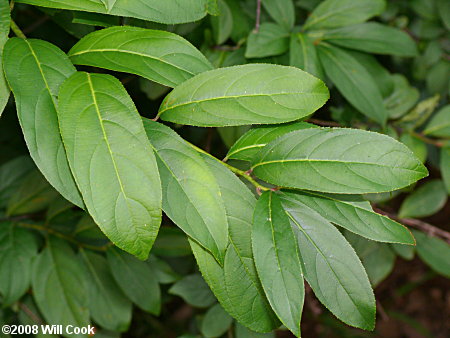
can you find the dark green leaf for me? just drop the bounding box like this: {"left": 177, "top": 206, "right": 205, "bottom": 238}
{"left": 169, "top": 274, "right": 216, "bottom": 308}
{"left": 441, "top": 147, "right": 450, "bottom": 195}
{"left": 147, "top": 255, "right": 180, "bottom": 284}
{"left": 200, "top": 303, "right": 233, "bottom": 338}
{"left": 413, "top": 230, "right": 450, "bottom": 278}
{"left": 385, "top": 75, "right": 420, "bottom": 119}
{"left": 423, "top": 105, "right": 450, "bottom": 138}
{"left": 218, "top": 126, "right": 251, "bottom": 149}
{"left": 245, "top": 23, "right": 289, "bottom": 58}
{"left": 211, "top": 0, "right": 233, "bottom": 45}
{"left": 398, "top": 180, "right": 447, "bottom": 218}
{"left": 289, "top": 33, "right": 324, "bottom": 79}
{"left": 262, "top": 0, "right": 295, "bottom": 30}
{"left": 58, "top": 72, "right": 162, "bottom": 260}
{"left": 0, "top": 0, "right": 10, "bottom": 116}
{"left": 0, "top": 156, "right": 34, "bottom": 208}
{"left": 391, "top": 243, "right": 415, "bottom": 260}
{"left": 152, "top": 227, "right": 191, "bottom": 257}
{"left": 437, "top": 0, "right": 450, "bottom": 30}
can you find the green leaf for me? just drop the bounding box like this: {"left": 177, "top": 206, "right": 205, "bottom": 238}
{"left": 147, "top": 255, "right": 180, "bottom": 284}
{"left": 235, "top": 323, "right": 275, "bottom": 338}
{"left": 211, "top": 0, "right": 233, "bottom": 45}
{"left": 80, "top": 250, "right": 131, "bottom": 332}
{"left": 391, "top": 243, "right": 415, "bottom": 260}
{"left": 143, "top": 120, "right": 228, "bottom": 264}
{"left": 15, "top": 0, "right": 210, "bottom": 24}
{"left": 245, "top": 23, "right": 289, "bottom": 58}
{"left": 226, "top": 122, "right": 317, "bottom": 162}
{"left": 152, "top": 227, "right": 191, "bottom": 257}
{"left": 106, "top": 247, "right": 161, "bottom": 314}
{"left": 252, "top": 128, "right": 428, "bottom": 194}
{"left": 261, "top": 0, "right": 295, "bottom": 31}
{"left": 441, "top": 147, "right": 450, "bottom": 195}
{"left": 281, "top": 190, "right": 414, "bottom": 244}
{"left": 317, "top": 44, "right": 387, "bottom": 125}
{"left": 218, "top": 126, "right": 251, "bottom": 149}
{"left": 158, "top": 64, "right": 329, "bottom": 127}
{"left": 290, "top": 33, "right": 324, "bottom": 79}
{"left": 423, "top": 105, "right": 450, "bottom": 138}
{"left": 190, "top": 154, "right": 279, "bottom": 332}
{"left": 0, "top": 156, "right": 34, "bottom": 208}
{"left": 252, "top": 192, "right": 304, "bottom": 337}
{"left": 0, "top": 0, "right": 10, "bottom": 116}
{"left": 0, "top": 223, "right": 38, "bottom": 305}
{"left": 398, "top": 180, "right": 447, "bottom": 218}
{"left": 323, "top": 23, "right": 417, "bottom": 57}
{"left": 303, "top": 0, "right": 386, "bottom": 30}
{"left": 32, "top": 237, "right": 90, "bottom": 334}
{"left": 437, "top": 0, "right": 450, "bottom": 30}
{"left": 69, "top": 26, "right": 213, "bottom": 88}
{"left": 169, "top": 274, "right": 216, "bottom": 308}
{"left": 58, "top": 72, "right": 162, "bottom": 260}
{"left": 400, "top": 133, "right": 427, "bottom": 163}
{"left": 3, "top": 38, "right": 83, "bottom": 207}
{"left": 280, "top": 194, "right": 376, "bottom": 330}
{"left": 426, "top": 60, "right": 450, "bottom": 95}
{"left": 227, "top": 0, "right": 253, "bottom": 43}
{"left": 413, "top": 230, "right": 450, "bottom": 278}
{"left": 385, "top": 75, "right": 420, "bottom": 119}
{"left": 71, "top": 11, "right": 121, "bottom": 27}
{"left": 200, "top": 303, "right": 233, "bottom": 338}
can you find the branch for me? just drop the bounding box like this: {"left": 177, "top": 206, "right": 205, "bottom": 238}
{"left": 255, "top": 0, "right": 261, "bottom": 32}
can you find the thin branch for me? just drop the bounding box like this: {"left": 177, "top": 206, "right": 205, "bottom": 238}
{"left": 10, "top": 19, "right": 26, "bottom": 39}
{"left": 307, "top": 118, "right": 341, "bottom": 127}
{"left": 255, "top": 0, "right": 261, "bottom": 32}
{"left": 410, "top": 131, "right": 445, "bottom": 148}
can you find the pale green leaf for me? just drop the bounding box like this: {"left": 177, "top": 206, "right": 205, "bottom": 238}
{"left": 3, "top": 38, "right": 83, "bottom": 207}
{"left": 423, "top": 105, "right": 450, "bottom": 138}
{"left": 400, "top": 133, "right": 427, "bottom": 163}
{"left": 413, "top": 230, "right": 450, "bottom": 278}
{"left": 262, "top": 0, "right": 295, "bottom": 30}
{"left": 0, "top": 0, "right": 10, "bottom": 116}
{"left": 290, "top": 33, "right": 324, "bottom": 79}
{"left": 252, "top": 128, "right": 428, "bottom": 194}
{"left": 201, "top": 304, "right": 233, "bottom": 338}
{"left": 58, "top": 72, "right": 162, "bottom": 260}
{"left": 252, "top": 192, "right": 304, "bottom": 337}
{"left": 398, "top": 180, "right": 447, "bottom": 218}
{"left": 143, "top": 119, "right": 228, "bottom": 264}
{"left": 211, "top": 0, "right": 233, "bottom": 45}
{"left": 441, "top": 147, "right": 450, "bottom": 195}
{"left": 169, "top": 274, "right": 216, "bottom": 308}
{"left": 69, "top": 26, "right": 213, "bottom": 88}
{"left": 100, "top": 0, "right": 116, "bottom": 13}
{"left": 245, "top": 23, "right": 289, "bottom": 58}
{"left": 158, "top": 64, "right": 329, "bottom": 127}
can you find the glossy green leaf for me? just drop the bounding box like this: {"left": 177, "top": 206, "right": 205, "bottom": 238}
{"left": 0, "top": 223, "right": 38, "bottom": 305}
{"left": 0, "top": 0, "right": 10, "bottom": 116}
{"left": 32, "top": 237, "right": 90, "bottom": 333}
{"left": 253, "top": 128, "right": 428, "bottom": 194}
{"left": 107, "top": 247, "right": 161, "bottom": 314}
{"left": 317, "top": 44, "right": 387, "bottom": 124}
{"left": 211, "top": 0, "right": 233, "bottom": 45}
{"left": 143, "top": 119, "right": 228, "bottom": 264}
{"left": 423, "top": 105, "right": 450, "bottom": 138}
{"left": 58, "top": 72, "right": 162, "bottom": 260}
{"left": 190, "top": 154, "right": 279, "bottom": 332}
{"left": 227, "top": 122, "right": 317, "bottom": 162}
{"left": 15, "top": 0, "right": 210, "bottom": 24}
{"left": 158, "top": 64, "right": 329, "bottom": 127}
{"left": 245, "top": 23, "right": 290, "bottom": 59}
{"left": 413, "top": 230, "right": 450, "bottom": 278}
{"left": 303, "top": 0, "right": 385, "bottom": 30}
{"left": 400, "top": 133, "right": 427, "bottom": 163}
{"left": 441, "top": 147, "right": 450, "bottom": 195}
{"left": 80, "top": 250, "right": 131, "bottom": 332}
{"left": 262, "top": 0, "right": 295, "bottom": 30}
{"left": 201, "top": 303, "right": 233, "bottom": 338}
{"left": 323, "top": 23, "right": 417, "bottom": 57}
{"left": 290, "top": 33, "right": 324, "bottom": 79}
{"left": 3, "top": 38, "right": 83, "bottom": 207}
{"left": 169, "top": 274, "right": 216, "bottom": 308}
{"left": 398, "top": 180, "right": 447, "bottom": 218}
{"left": 253, "top": 192, "right": 304, "bottom": 337}
{"left": 69, "top": 26, "right": 213, "bottom": 88}
{"left": 0, "top": 156, "right": 34, "bottom": 208}
{"left": 385, "top": 75, "right": 420, "bottom": 119}
{"left": 281, "top": 190, "right": 414, "bottom": 244}
{"left": 280, "top": 194, "right": 376, "bottom": 330}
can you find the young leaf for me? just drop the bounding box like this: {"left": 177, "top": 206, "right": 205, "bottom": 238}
{"left": 158, "top": 64, "right": 329, "bottom": 127}
{"left": 413, "top": 230, "right": 450, "bottom": 278}
{"left": 281, "top": 190, "right": 414, "bottom": 244}
{"left": 317, "top": 44, "right": 388, "bottom": 125}
{"left": 3, "top": 38, "right": 83, "bottom": 207}
{"left": 441, "top": 148, "right": 450, "bottom": 195}
{"left": 0, "top": 0, "right": 10, "bottom": 116}
{"left": 252, "top": 192, "right": 304, "bottom": 337}
{"left": 323, "top": 23, "right": 417, "bottom": 57}
{"left": 245, "top": 23, "right": 290, "bottom": 58}
{"left": 261, "top": 0, "right": 295, "bottom": 31}
{"left": 398, "top": 180, "right": 447, "bottom": 218}
{"left": 69, "top": 26, "right": 213, "bottom": 88}
{"left": 0, "top": 223, "right": 38, "bottom": 305}
{"left": 201, "top": 303, "right": 233, "bottom": 338}
{"left": 169, "top": 274, "right": 216, "bottom": 308}
{"left": 423, "top": 105, "right": 450, "bottom": 138}
{"left": 303, "top": 0, "right": 386, "bottom": 30}
{"left": 32, "top": 237, "right": 90, "bottom": 331}
{"left": 252, "top": 128, "right": 428, "bottom": 194}
{"left": 58, "top": 72, "right": 162, "bottom": 260}
{"left": 107, "top": 247, "right": 161, "bottom": 314}
{"left": 142, "top": 119, "right": 228, "bottom": 264}
{"left": 80, "top": 250, "right": 132, "bottom": 332}
{"left": 280, "top": 194, "right": 376, "bottom": 330}
{"left": 0, "top": 156, "right": 34, "bottom": 208}
{"left": 211, "top": 0, "right": 233, "bottom": 45}
{"left": 290, "top": 33, "right": 325, "bottom": 80}
{"left": 226, "top": 122, "right": 317, "bottom": 162}
{"left": 15, "top": 0, "right": 210, "bottom": 24}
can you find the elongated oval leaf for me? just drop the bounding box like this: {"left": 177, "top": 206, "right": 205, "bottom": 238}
{"left": 262, "top": 0, "right": 295, "bottom": 30}
{"left": 169, "top": 274, "right": 216, "bottom": 308}
{"left": 32, "top": 237, "right": 90, "bottom": 332}
{"left": 190, "top": 154, "right": 279, "bottom": 332}
{"left": 413, "top": 230, "right": 450, "bottom": 278}
{"left": 423, "top": 105, "right": 450, "bottom": 137}
{"left": 280, "top": 194, "right": 376, "bottom": 330}
{"left": 69, "top": 26, "right": 213, "bottom": 88}
{"left": 15, "top": 0, "right": 209, "bottom": 24}
{"left": 0, "top": 0, "right": 10, "bottom": 116}
{"left": 158, "top": 64, "right": 329, "bottom": 127}
{"left": 58, "top": 72, "right": 162, "bottom": 260}
{"left": 3, "top": 38, "right": 83, "bottom": 207}
{"left": 303, "top": 0, "right": 385, "bottom": 30}
{"left": 211, "top": 0, "right": 233, "bottom": 45}
{"left": 252, "top": 128, "right": 428, "bottom": 194}
{"left": 253, "top": 192, "right": 304, "bottom": 337}
{"left": 290, "top": 33, "right": 325, "bottom": 80}
{"left": 201, "top": 303, "right": 233, "bottom": 338}
{"left": 317, "top": 44, "right": 387, "bottom": 125}
{"left": 441, "top": 148, "right": 450, "bottom": 195}
{"left": 143, "top": 119, "right": 228, "bottom": 264}
{"left": 245, "top": 23, "right": 290, "bottom": 59}
{"left": 226, "top": 122, "right": 317, "bottom": 162}
{"left": 398, "top": 180, "right": 447, "bottom": 218}
{"left": 281, "top": 191, "right": 414, "bottom": 244}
